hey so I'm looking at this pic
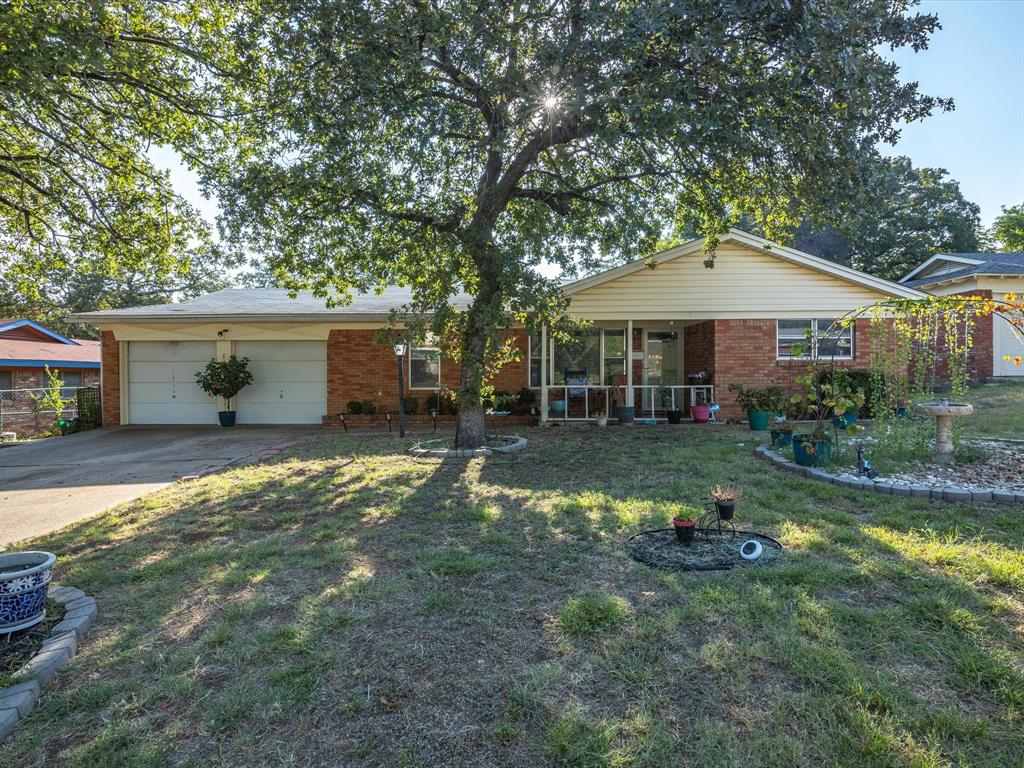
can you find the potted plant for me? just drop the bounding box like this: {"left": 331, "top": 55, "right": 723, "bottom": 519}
{"left": 729, "top": 383, "right": 784, "bottom": 431}
{"left": 790, "top": 364, "right": 864, "bottom": 467}
{"left": 672, "top": 516, "right": 695, "bottom": 544}
{"left": 710, "top": 485, "right": 741, "bottom": 520}
{"left": 769, "top": 414, "right": 794, "bottom": 447}
{"left": 687, "top": 370, "right": 709, "bottom": 386}
{"left": 0, "top": 551, "right": 56, "bottom": 633}
{"left": 666, "top": 408, "right": 683, "bottom": 424}
{"left": 195, "top": 355, "right": 253, "bottom": 427}
{"left": 690, "top": 389, "right": 712, "bottom": 423}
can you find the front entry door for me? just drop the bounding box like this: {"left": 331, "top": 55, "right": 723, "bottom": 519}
{"left": 644, "top": 331, "right": 680, "bottom": 412}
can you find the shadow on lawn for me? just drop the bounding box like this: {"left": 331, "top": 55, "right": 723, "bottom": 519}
{"left": 2, "top": 427, "right": 1021, "bottom": 767}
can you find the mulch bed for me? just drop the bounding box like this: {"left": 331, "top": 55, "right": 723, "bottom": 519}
{"left": 626, "top": 529, "right": 783, "bottom": 571}
{"left": 0, "top": 600, "right": 63, "bottom": 686}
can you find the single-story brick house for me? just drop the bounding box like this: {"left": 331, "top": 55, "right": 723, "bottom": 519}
{"left": 70, "top": 230, "right": 925, "bottom": 427}
{"left": 900, "top": 252, "right": 1024, "bottom": 379}
{"left": 0, "top": 319, "right": 101, "bottom": 435}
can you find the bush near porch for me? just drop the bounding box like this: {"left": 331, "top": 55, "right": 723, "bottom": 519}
{"left": 2, "top": 425, "right": 1022, "bottom": 766}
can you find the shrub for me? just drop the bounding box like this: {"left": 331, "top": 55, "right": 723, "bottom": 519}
{"left": 816, "top": 368, "right": 885, "bottom": 417}
{"left": 402, "top": 396, "right": 419, "bottom": 415}
{"left": 347, "top": 400, "right": 364, "bottom": 414}
{"left": 361, "top": 399, "right": 378, "bottom": 415}
{"left": 728, "top": 383, "right": 786, "bottom": 413}
{"left": 195, "top": 356, "right": 253, "bottom": 402}
{"left": 426, "top": 391, "right": 456, "bottom": 414}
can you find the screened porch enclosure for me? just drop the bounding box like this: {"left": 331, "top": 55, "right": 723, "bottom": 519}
{"left": 531, "top": 320, "right": 715, "bottom": 422}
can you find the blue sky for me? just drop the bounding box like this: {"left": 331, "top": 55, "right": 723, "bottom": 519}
{"left": 882, "top": 0, "right": 1024, "bottom": 226}
{"left": 155, "top": 0, "right": 1024, "bottom": 235}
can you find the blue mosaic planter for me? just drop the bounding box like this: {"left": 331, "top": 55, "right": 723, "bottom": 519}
{"left": 0, "top": 551, "right": 56, "bottom": 634}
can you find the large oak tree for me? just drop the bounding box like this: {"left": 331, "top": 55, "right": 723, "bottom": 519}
{"left": 0, "top": 1, "right": 242, "bottom": 318}
{"left": 217, "top": 0, "right": 949, "bottom": 447}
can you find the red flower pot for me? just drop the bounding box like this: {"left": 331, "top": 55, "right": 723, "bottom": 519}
{"left": 690, "top": 404, "right": 711, "bottom": 423}
{"left": 672, "top": 517, "right": 696, "bottom": 544}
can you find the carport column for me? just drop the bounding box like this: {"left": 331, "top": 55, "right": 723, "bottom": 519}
{"left": 540, "top": 323, "right": 548, "bottom": 423}
{"left": 625, "top": 320, "right": 634, "bottom": 407}
{"left": 216, "top": 339, "right": 233, "bottom": 412}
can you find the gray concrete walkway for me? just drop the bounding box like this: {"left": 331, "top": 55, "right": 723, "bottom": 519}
{"left": 0, "top": 426, "right": 316, "bottom": 547}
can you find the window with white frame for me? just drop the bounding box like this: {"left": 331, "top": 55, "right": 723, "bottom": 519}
{"left": 409, "top": 341, "right": 442, "bottom": 389}
{"left": 528, "top": 329, "right": 627, "bottom": 387}
{"left": 777, "top": 319, "right": 853, "bottom": 360}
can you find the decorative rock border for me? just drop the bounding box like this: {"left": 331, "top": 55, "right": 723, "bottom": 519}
{"left": 0, "top": 586, "right": 97, "bottom": 741}
{"left": 755, "top": 445, "right": 1024, "bottom": 504}
{"left": 409, "top": 436, "right": 528, "bottom": 458}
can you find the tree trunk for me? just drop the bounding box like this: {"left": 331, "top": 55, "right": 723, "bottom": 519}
{"left": 455, "top": 402, "right": 487, "bottom": 449}
{"left": 454, "top": 236, "right": 501, "bottom": 449}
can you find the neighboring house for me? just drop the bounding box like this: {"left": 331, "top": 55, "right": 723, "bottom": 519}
{"left": 900, "top": 253, "right": 1024, "bottom": 379}
{"left": 0, "top": 318, "right": 101, "bottom": 436}
{"left": 70, "top": 230, "right": 923, "bottom": 427}
{"left": 70, "top": 231, "right": 921, "bottom": 430}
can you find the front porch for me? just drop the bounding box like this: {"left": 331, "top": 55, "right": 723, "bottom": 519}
{"left": 535, "top": 319, "right": 716, "bottom": 423}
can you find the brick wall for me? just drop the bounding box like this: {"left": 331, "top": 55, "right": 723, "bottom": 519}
{"left": 926, "top": 290, "right": 994, "bottom": 385}
{"left": 100, "top": 331, "right": 120, "bottom": 427}
{"left": 683, "top": 321, "right": 715, "bottom": 382}
{"left": 326, "top": 328, "right": 529, "bottom": 417}
{"left": 712, "top": 318, "right": 875, "bottom": 418}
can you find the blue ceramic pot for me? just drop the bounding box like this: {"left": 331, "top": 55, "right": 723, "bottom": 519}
{"left": 747, "top": 410, "right": 770, "bottom": 431}
{"left": 0, "top": 551, "right": 56, "bottom": 633}
{"left": 218, "top": 410, "right": 237, "bottom": 427}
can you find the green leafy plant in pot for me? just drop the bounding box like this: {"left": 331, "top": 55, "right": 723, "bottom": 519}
{"left": 672, "top": 515, "right": 695, "bottom": 544}
{"left": 789, "top": 362, "right": 864, "bottom": 467}
{"left": 196, "top": 356, "right": 253, "bottom": 427}
{"left": 769, "top": 414, "right": 794, "bottom": 448}
{"left": 729, "top": 383, "right": 785, "bottom": 431}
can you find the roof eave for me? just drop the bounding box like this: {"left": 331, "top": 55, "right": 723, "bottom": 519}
{"left": 67, "top": 312, "right": 415, "bottom": 325}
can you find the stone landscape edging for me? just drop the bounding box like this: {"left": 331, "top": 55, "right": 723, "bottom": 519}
{"left": 0, "top": 586, "right": 97, "bottom": 742}
{"left": 754, "top": 445, "right": 1024, "bottom": 504}
{"left": 409, "top": 436, "right": 528, "bottom": 458}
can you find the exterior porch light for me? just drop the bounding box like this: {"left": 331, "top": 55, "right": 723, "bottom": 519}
{"left": 393, "top": 343, "right": 408, "bottom": 438}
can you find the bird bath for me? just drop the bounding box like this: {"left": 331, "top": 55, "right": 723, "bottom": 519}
{"left": 917, "top": 401, "right": 973, "bottom": 458}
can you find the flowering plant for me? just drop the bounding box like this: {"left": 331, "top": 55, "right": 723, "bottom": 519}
{"left": 195, "top": 356, "right": 253, "bottom": 406}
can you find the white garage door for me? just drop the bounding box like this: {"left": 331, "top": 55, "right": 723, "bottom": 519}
{"left": 128, "top": 341, "right": 218, "bottom": 424}
{"left": 233, "top": 341, "right": 326, "bottom": 424}
{"left": 994, "top": 306, "right": 1024, "bottom": 377}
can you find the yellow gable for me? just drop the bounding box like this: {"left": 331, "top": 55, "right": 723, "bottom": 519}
{"left": 566, "top": 241, "right": 897, "bottom": 321}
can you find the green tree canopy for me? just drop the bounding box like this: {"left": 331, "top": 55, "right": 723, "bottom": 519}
{"left": 991, "top": 203, "right": 1024, "bottom": 252}
{"left": 215, "top": 0, "right": 949, "bottom": 446}
{"left": 791, "top": 157, "right": 982, "bottom": 280}
{"left": 0, "top": 1, "right": 241, "bottom": 319}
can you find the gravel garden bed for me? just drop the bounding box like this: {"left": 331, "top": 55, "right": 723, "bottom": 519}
{"left": 837, "top": 439, "right": 1024, "bottom": 493}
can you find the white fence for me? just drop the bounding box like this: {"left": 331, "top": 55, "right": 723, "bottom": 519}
{"left": 544, "top": 384, "right": 715, "bottom": 421}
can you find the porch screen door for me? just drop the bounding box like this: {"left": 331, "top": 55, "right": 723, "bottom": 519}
{"left": 644, "top": 331, "right": 679, "bottom": 412}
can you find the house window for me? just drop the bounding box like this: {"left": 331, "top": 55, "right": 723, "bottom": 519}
{"left": 0, "top": 371, "right": 12, "bottom": 402}
{"left": 603, "top": 330, "right": 625, "bottom": 384}
{"left": 409, "top": 341, "right": 442, "bottom": 389}
{"left": 57, "top": 371, "right": 83, "bottom": 398}
{"left": 528, "top": 329, "right": 627, "bottom": 386}
{"left": 777, "top": 319, "right": 853, "bottom": 360}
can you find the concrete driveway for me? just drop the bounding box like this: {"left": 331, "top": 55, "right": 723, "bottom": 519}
{"left": 0, "top": 426, "right": 317, "bottom": 547}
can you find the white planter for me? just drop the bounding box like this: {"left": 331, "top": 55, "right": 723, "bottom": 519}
{"left": 0, "top": 551, "right": 56, "bottom": 633}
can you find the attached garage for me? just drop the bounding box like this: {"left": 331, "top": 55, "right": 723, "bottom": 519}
{"left": 233, "top": 341, "right": 326, "bottom": 424}
{"left": 124, "top": 339, "right": 327, "bottom": 425}
{"left": 128, "top": 341, "right": 217, "bottom": 424}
